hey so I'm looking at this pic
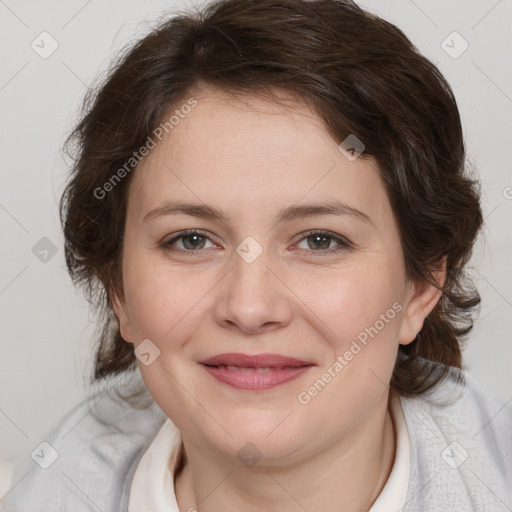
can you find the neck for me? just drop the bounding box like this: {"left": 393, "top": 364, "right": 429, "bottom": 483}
{"left": 175, "top": 391, "right": 396, "bottom": 512}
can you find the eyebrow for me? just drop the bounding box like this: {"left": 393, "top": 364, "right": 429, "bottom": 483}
{"left": 143, "top": 200, "right": 374, "bottom": 226}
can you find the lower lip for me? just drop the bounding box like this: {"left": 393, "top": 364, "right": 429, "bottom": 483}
{"left": 200, "top": 364, "right": 313, "bottom": 390}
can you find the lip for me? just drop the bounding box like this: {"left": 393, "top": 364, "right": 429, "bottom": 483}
{"left": 198, "top": 352, "right": 314, "bottom": 368}
{"left": 198, "top": 353, "right": 315, "bottom": 390}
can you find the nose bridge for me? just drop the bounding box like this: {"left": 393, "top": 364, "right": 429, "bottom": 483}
{"left": 214, "top": 235, "right": 292, "bottom": 333}
{"left": 230, "top": 235, "right": 275, "bottom": 310}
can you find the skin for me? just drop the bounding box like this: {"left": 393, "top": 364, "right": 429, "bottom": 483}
{"left": 112, "top": 85, "right": 445, "bottom": 512}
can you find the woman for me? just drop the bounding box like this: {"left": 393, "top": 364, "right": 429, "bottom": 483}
{"left": 2, "top": 0, "right": 511, "bottom": 510}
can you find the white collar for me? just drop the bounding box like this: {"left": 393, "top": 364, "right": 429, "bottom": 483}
{"left": 369, "top": 393, "right": 411, "bottom": 511}
{"left": 128, "top": 395, "right": 410, "bottom": 512}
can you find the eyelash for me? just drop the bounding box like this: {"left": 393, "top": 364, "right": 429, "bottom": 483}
{"left": 161, "top": 229, "right": 352, "bottom": 257}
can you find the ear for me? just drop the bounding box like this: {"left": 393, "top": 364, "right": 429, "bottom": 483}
{"left": 110, "top": 286, "right": 134, "bottom": 344}
{"left": 398, "top": 256, "right": 447, "bottom": 346}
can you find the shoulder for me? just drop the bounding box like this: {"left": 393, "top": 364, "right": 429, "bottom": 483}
{"left": 0, "top": 372, "right": 167, "bottom": 512}
{"left": 401, "top": 365, "right": 512, "bottom": 511}
{"left": 403, "top": 366, "right": 512, "bottom": 440}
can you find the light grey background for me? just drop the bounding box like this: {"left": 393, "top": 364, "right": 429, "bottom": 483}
{"left": 0, "top": 0, "right": 511, "bottom": 463}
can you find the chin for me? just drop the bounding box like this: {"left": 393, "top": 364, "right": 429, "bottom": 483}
{"left": 200, "top": 411, "right": 313, "bottom": 465}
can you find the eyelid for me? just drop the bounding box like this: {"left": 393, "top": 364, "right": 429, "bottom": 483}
{"left": 163, "top": 229, "right": 219, "bottom": 251}
{"left": 162, "top": 228, "right": 352, "bottom": 256}
{"left": 292, "top": 229, "right": 352, "bottom": 254}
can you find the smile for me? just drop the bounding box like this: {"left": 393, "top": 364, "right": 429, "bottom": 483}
{"left": 198, "top": 353, "right": 315, "bottom": 390}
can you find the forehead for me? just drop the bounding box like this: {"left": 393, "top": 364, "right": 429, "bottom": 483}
{"left": 127, "top": 87, "right": 391, "bottom": 228}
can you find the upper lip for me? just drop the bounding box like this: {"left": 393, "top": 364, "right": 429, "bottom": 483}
{"left": 198, "top": 353, "right": 315, "bottom": 368}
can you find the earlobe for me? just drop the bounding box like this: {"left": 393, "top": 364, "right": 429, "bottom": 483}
{"left": 398, "top": 257, "right": 447, "bottom": 346}
{"left": 110, "top": 288, "right": 134, "bottom": 344}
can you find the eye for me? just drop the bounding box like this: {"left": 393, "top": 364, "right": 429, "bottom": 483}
{"left": 163, "top": 230, "right": 217, "bottom": 253}
{"left": 161, "top": 229, "right": 352, "bottom": 256}
{"left": 294, "top": 230, "right": 351, "bottom": 254}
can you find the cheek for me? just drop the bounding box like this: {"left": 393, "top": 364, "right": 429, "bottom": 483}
{"left": 122, "top": 255, "right": 210, "bottom": 344}
{"left": 121, "top": 258, "right": 210, "bottom": 409}
{"left": 291, "top": 264, "right": 403, "bottom": 428}
{"left": 292, "top": 260, "right": 403, "bottom": 348}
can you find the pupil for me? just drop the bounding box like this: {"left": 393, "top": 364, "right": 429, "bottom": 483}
{"left": 309, "top": 234, "right": 330, "bottom": 250}
{"left": 184, "top": 234, "right": 205, "bottom": 249}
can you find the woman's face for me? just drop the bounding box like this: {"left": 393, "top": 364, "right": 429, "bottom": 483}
{"left": 113, "top": 87, "right": 440, "bottom": 465}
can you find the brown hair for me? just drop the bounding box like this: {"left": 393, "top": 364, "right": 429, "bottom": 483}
{"left": 60, "top": 0, "right": 482, "bottom": 396}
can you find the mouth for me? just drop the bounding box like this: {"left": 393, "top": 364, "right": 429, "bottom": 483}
{"left": 198, "top": 353, "right": 315, "bottom": 390}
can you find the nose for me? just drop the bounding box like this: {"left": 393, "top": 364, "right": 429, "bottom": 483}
{"left": 214, "top": 244, "right": 293, "bottom": 335}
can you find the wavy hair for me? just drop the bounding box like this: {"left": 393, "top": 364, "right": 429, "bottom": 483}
{"left": 60, "top": 0, "right": 483, "bottom": 397}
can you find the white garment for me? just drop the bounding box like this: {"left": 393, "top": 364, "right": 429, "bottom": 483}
{"left": 3, "top": 366, "right": 512, "bottom": 511}
{"left": 369, "top": 394, "right": 410, "bottom": 512}
{"left": 128, "top": 394, "right": 410, "bottom": 511}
